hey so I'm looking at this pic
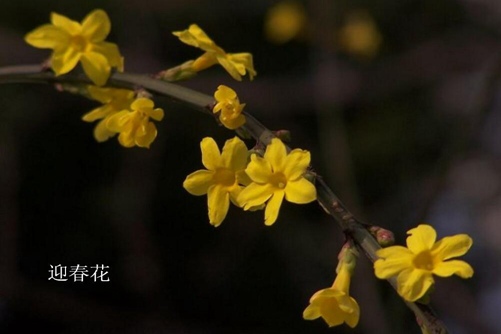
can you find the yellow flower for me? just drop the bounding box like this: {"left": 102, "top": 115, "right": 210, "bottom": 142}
{"left": 172, "top": 24, "right": 256, "bottom": 81}
{"left": 82, "top": 86, "right": 135, "bottom": 142}
{"left": 238, "top": 138, "right": 316, "bottom": 225}
{"left": 25, "top": 9, "right": 124, "bottom": 86}
{"left": 213, "top": 85, "right": 246, "bottom": 129}
{"left": 106, "top": 97, "right": 164, "bottom": 148}
{"left": 303, "top": 255, "right": 360, "bottom": 328}
{"left": 374, "top": 224, "right": 474, "bottom": 302}
{"left": 183, "top": 137, "right": 250, "bottom": 226}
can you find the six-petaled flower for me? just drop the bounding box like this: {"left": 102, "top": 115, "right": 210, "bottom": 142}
{"left": 213, "top": 85, "right": 246, "bottom": 129}
{"left": 82, "top": 86, "right": 135, "bottom": 142}
{"left": 374, "top": 224, "right": 474, "bottom": 302}
{"left": 173, "top": 24, "right": 256, "bottom": 81}
{"left": 106, "top": 97, "right": 164, "bottom": 148}
{"left": 238, "top": 138, "right": 316, "bottom": 225}
{"left": 25, "top": 9, "right": 124, "bottom": 86}
{"left": 183, "top": 137, "right": 250, "bottom": 226}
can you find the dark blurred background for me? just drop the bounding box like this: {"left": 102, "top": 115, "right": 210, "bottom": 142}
{"left": 0, "top": 0, "right": 500, "bottom": 333}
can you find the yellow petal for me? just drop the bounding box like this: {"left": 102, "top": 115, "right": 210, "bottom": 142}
{"left": 214, "top": 85, "right": 237, "bottom": 101}
{"left": 192, "top": 52, "right": 219, "bottom": 72}
{"left": 284, "top": 178, "right": 316, "bottom": 204}
{"left": 264, "top": 190, "right": 284, "bottom": 225}
{"left": 320, "top": 300, "right": 345, "bottom": 327}
{"left": 149, "top": 108, "right": 164, "bottom": 121}
{"left": 397, "top": 269, "right": 434, "bottom": 301}
{"left": 173, "top": 24, "right": 216, "bottom": 51}
{"left": 406, "top": 224, "right": 437, "bottom": 254}
{"left": 93, "top": 118, "right": 116, "bottom": 142}
{"left": 376, "top": 245, "right": 413, "bottom": 259}
{"left": 135, "top": 122, "right": 157, "bottom": 148}
{"left": 51, "top": 47, "right": 80, "bottom": 75}
{"left": 51, "top": 12, "right": 81, "bottom": 34}
{"left": 82, "top": 105, "right": 113, "bottom": 122}
{"left": 183, "top": 170, "right": 214, "bottom": 196}
{"left": 283, "top": 149, "right": 310, "bottom": 180}
{"left": 131, "top": 97, "right": 154, "bottom": 111}
{"left": 431, "top": 234, "right": 473, "bottom": 261}
{"left": 217, "top": 55, "right": 243, "bottom": 81}
{"left": 106, "top": 110, "right": 130, "bottom": 132}
{"left": 200, "top": 137, "right": 221, "bottom": 171}
{"left": 81, "top": 51, "right": 110, "bottom": 86}
{"left": 227, "top": 52, "right": 257, "bottom": 80}
{"left": 264, "top": 138, "right": 287, "bottom": 172}
{"left": 25, "top": 24, "right": 69, "bottom": 49}
{"left": 92, "top": 42, "right": 124, "bottom": 71}
{"left": 374, "top": 255, "right": 413, "bottom": 279}
{"left": 207, "top": 184, "right": 230, "bottom": 226}
{"left": 118, "top": 131, "right": 135, "bottom": 148}
{"left": 245, "top": 154, "right": 273, "bottom": 183}
{"left": 432, "top": 260, "right": 474, "bottom": 278}
{"left": 220, "top": 137, "right": 248, "bottom": 171}
{"left": 302, "top": 304, "right": 320, "bottom": 320}
{"left": 238, "top": 183, "right": 274, "bottom": 209}
{"left": 81, "top": 9, "right": 110, "bottom": 42}
{"left": 344, "top": 297, "right": 360, "bottom": 328}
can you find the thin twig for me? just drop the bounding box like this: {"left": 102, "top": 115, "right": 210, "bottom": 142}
{"left": 0, "top": 64, "right": 448, "bottom": 333}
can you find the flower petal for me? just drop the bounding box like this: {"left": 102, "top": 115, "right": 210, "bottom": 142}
{"left": 131, "top": 97, "right": 154, "bottom": 111}
{"left": 135, "top": 122, "right": 157, "bottom": 148}
{"left": 265, "top": 190, "right": 285, "bottom": 225}
{"left": 183, "top": 170, "right": 214, "bottom": 196}
{"left": 431, "top": 234, "right": 473, "bottom": 261}
{"left": 81, "top": 9, "right": 110, "bottom": 42}
{"left": 302, "top": 304, "right": 321, "bottom": 320}
{"left": 92, "top": 42, "right": 124, "bottom": 70}
{"left": 374, "top": 256, "right": 413, "bottom": 279}
{"left": 93, "top": 118, "right": 116, "bottom": 142}
{"left": 432, "top": 260, "right": 474, "bottom": 278}
{"left": 264, "top": 138, "right": 287, "bottom": 172}
{"left": 246, "top": 154, "right": 273, "bottom": 183}
{"left": 220, "top": 137, "right": 248, "bottom": 171}
{"left": 173, "top": 24, "right": 215, "bottom": 51}
{"left": 344, "top": 297, "right": 360, "bottom": 328}
{"left": 217, "top": 55, "right": 242, "bottom": 81}
{"left": 106, "top": 110, "right": 130, "bottom": 132}
{"left": 227, "top": 52, "right": 257, "bottom": 80}
{"left": 51, "top": 12, "right": 81, "bottom": 34}
{"left": 283, "top": 149, "right": 310, "bottom": 180}
{"left": 149, "top": 108, "right": 164, "bottom": 121}
{"left": 320, "top": 299, "right": 344, "bottom": 327}
{"left": 207, "top": 184, "right": 230, "bottom": 226}
{"left": 406, "top": 224, "right": 437, "bottom": 254}
{"left": 200, "top": 137, "right": 221, "bottom": 171}
{"left": 284, "top": 178, "right": 316, "bottom": 204}
{"left": 397, "top": 269, "right": 434, "bottom": 301}
{"left": 51, "top": 48, "right": 80, "bottom": 75}
{"left": 81, "top": 51, "right": 110, "bottom": 86}
{"left": 25, "top": 24, "right": 69, "bottom": 49}
{"left": 238, "top": 183, "right": 273, "bottom": 209}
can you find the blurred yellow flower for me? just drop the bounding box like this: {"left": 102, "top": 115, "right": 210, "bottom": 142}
{"left": 374, "top": 224, "right": 474, "bottom": 302}
{"left": 25, "top": 9, "right": 124, "bottom": 86}
{"left": 106, "top": 97, "right": 164, "bottom": 148}
{"left": 173, "top": 24, "right": 256, "bottom": 81}
{"left": 213, "top": 85, "right": 246, "bottom": 129}
{"left": 183, "top": 137, "right": 250, "bottom": 226}
{"left": 82, "top": 86, "right": 135, "bottom": 142}
{"left": 264, "top": 1, "right": 307, "bottom": 44}
{"left": 303, "top": 248, "right": 360, "bottom": 328}
{"left": 238, "top": 138, "right": 316, "bottom": 225}
{"left": 338, "top": 12, "right": 382, "bottom": 59}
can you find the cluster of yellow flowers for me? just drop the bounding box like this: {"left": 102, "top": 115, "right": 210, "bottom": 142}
{"left": 24, "top": 8, "right": 475, "bottom": 332}
{"left": 25, "top": 10, "right": 256, "bottom": 148}
{"left": 183, "top": 137, "right": 317, "bottom": 226}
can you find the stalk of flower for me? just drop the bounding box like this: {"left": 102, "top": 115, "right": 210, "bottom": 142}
{"left": 105, "top": 97, "right": 164, "bottom": 148}
{"left": 82, "top": 86, "right": 135, "bottom": 142}
{"left": 183, "top": 137, "right": 251, "bottom": 226}
{"left": 303, "top": 244, "right": 360, "bottom": 328}
{"left": 213, "top": 85, "right": 246, "bottom": 129}
{"left": 168, "top": 24, "right": 256, "bottom": 81}
{"left": 237, "top": 138, "right": 317, "bottom": 225}
{"left": 374, "top": 224, "right": 474, "bottom": 302}
{"left": 24, "top": 9, "right": 124, "bottom": 86}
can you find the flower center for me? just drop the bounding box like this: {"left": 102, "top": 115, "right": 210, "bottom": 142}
{"left": 413, "top": 251, "right": 435, "bottom": 271}
{"left": 71, "top": 35, "right": 88, "bottom": 52}
{"left": 213, "top": 168, "right": 236, "bottom": 187}
{"left": 269, "top": 172, "right": 287, "bottom": 189}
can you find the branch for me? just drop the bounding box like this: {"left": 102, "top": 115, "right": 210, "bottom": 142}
{"left": 0, "top": 64, "right": 448, "bottom": 333}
